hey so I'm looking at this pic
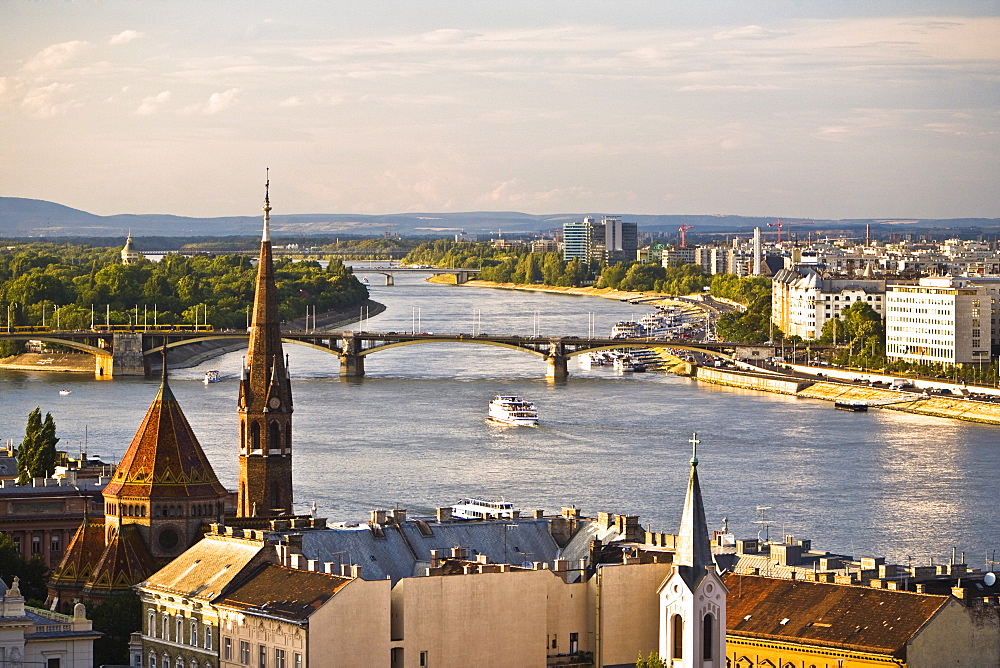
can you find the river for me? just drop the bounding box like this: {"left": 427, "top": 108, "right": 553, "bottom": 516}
{"left": 1, "top": 272, "right": 997, "bottom": 569}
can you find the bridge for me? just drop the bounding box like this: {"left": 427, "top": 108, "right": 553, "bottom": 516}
{"left": 0, "top": 327, "right": 768, "bottom": 379}
{"left": 349, "top": 267, "right": 481, "bottom": 286}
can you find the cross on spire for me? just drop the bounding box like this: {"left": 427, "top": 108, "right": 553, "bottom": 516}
{"left": 689, "top": 432, "right": 700, "bottom": 465}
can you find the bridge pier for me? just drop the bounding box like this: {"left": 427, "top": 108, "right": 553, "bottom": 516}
{"left": 384, "top": 274, "right": 394, "bottom": 286}
{"left": 546, "top": 355, "right": 568, "bottom": 380}
{"left": 94, "top": 333, "right": 145, "bottom": 377}
{"left": 456, "top": 271, "right": 468, "bottom": 285}
{"left": 339, "top": 354, "right": 365, "bottom": 377}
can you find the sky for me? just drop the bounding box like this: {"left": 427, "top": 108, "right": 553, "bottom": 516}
{"left": 1, "top": 1, "right": 998, "bottom": 220}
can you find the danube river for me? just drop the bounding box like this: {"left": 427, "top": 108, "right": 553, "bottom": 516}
{"left": 1, "top": 272, "right": 998, "bottom": 569}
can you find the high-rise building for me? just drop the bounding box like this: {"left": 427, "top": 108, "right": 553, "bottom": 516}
{"left": 562, "top": 216, "right": 637, "bottom": 264}
{"left": 237, "top": 178, "right": 295, "bottom": 517}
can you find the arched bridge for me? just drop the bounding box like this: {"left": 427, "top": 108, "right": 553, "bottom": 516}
{"left": 350, "top": 267, "right": 481, "bottom": 286}
{"left": 0, "top": 327, "right": 778, "bottom": 379}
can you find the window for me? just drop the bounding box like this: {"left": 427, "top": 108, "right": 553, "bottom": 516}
{"left": 148, "top": 611, "right": 155, "bottom": 636}
{"left": 31, "top": 535, "right": 41, "bottom": 554}
{"left": 47, "top": 659, "right": 60, "bottom": 668}
{"left": 176, "top": 618, "right": 184, "bottom": 644}
{"left": 275, "top": 649, "right": 286, "bottom": 668}
{"left": 259, "top": 645, "right": 267, "bottom": 668}
{"left": 569, "top": 632, "right": 578, "bottom": 654}
{"left": 671, "top": 614, "right": 683, "bottom": 659}
{"left": 240, "top": 641, "right": 251, "bottom": 665}
{"left": 162, "top": 615, "right": 169, "bottom": 640}
{"left": 703, "top": 613, "right": 714, "bottom": 660}
{"left": 294, "top": 654, "right": 302, "bottom": 668}
{"left": 224, "top": 638, "right": 232, "bottom": 661}
{"left": 190, "top": 621, "right": 198, "bottom": 647}
{"left": 149, "top": 653, "right": 157, "bottom": 668}
{"left": 204, "top": 624, "right": 212, "bottom": 650}
{"left": 419, "top": 651, "right": 428, "bottom": 667}
{"left": 51, "top": 534, "right": 61, "bottom": 553}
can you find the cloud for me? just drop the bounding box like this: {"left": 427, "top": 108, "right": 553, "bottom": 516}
{"left": 21, "top": 82, "right": 78, "bottom": 117}
{"left": 279, "top": 96, "right": 304, "bottom": 108}
{"left": 136, "top": 91, "right": 171, "bottom": 115}
{"left": 23, "top": 41, "right": 93, "bottom": 72}
{"left": 713, "top": 25, "right": 789, "bottom": 41}
{"left": 109, "top": 30, "right": 143, "bottom": 46}
{"left": 181, "top": 88, "right": 241, "bottom": 115}
{"left": 676, "top": 84, "right": 780, "bottom": 92}
{"left": 419, "top": 29, "right": 481, "bottom": 44}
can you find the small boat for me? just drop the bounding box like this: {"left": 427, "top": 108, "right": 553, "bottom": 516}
{"left": 835, "top": 401, "right": 868, "bottom": 412}
{"left": 58, "top": 389, "right": 72, "bottom": 396}
{"left": 203, "top": 370, "right": 221, "bottom": 384}
{"left": 451, "top": 497, "right": 518, "bottom": 520}
{"left": 488, "top": 395, "right": 538, "bottom": 426}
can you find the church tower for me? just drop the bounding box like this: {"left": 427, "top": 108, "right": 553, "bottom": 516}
{"left": 237, "top": 175, "right": 294, "bottom": 517}
{"left": 658, "top": 434, "right": 727, "bottom": 667}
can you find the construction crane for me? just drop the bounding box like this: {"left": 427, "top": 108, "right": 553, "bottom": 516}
{"left": 678, "top": 225, "right": 694, "bottom": 247}
{"left": 767, "top": 218, "right": 813, "bottom": 244}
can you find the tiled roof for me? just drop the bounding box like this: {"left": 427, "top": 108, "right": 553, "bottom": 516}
{"left": 140, "top": 534, "right": 270, "bottom": 601}
{"left": 103, "top": 378, "right": 228, "bottom": 500}
{"left": 215, "top": 563, "right": 351, "bottom": 621}
{"left": 723, "top": 573, "right": 950, "bottom": 658}
{"left": 81, "top": 524, "right": 157, "bottom": 596}
{"left": 49, "top": 519, "right": 107, "bottom": 588}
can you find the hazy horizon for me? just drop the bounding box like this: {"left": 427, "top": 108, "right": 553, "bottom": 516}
{"left": 3, "top": 2, "right": 998, "bottom": 220}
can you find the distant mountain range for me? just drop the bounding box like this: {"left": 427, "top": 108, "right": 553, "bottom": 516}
{"left": 1, "top": 197, "right": 997, "bottom": 240}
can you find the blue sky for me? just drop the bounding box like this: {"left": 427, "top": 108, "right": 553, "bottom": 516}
{"left": 2, "top": 1, "right": 997, "bottom": 219}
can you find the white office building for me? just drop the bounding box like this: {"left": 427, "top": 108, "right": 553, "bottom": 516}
{"left": 771, "top": 267, "right": 886, "bottom": 341}
{"left": 885, "top": 276, "right": 990, "bottom": 366}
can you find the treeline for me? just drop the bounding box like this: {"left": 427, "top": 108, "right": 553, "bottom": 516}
{"left": 0, "top": 243, "right": 369, "bottom": 352}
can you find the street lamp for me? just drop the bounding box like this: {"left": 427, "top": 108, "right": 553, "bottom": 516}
{"left": 7, "top": 303, "right": 17, "bottom": 333}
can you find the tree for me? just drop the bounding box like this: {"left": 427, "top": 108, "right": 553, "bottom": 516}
{"left": 0, "top": 532, "right": 48, "bottom": 605}
{"left": 88, "top": 591, "right": 142, "bottom": 666}
{"left": 16, "top": 408, "right": 58, "bottom": 484}
{"left": 636, "top": 651, "right": 665, "bottom": 668}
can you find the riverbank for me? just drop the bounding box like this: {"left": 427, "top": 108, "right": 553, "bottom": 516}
{"left": 697, "top": 366, "right": 1000, "bottom": 425}
{"left": 437, "top": 276, "right": 713, "bottom": 313}
{"left": 0, "top": 300, "right": 386, "bottom": 373}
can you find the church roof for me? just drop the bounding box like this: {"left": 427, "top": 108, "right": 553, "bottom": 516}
{"left": 215, "top": 563, "right": 351, "bottom": 621}
{"left": 103, "top": 375, "right": 228, "bottom": 500}
{"left": 722, "top": 573, "right": 951, "bottom": 658}
{"left": 80, "top": 524, "right": 157, "bottom": 596}
{"left": 48, "top": 519, "right": 107, "bottom": 588}
{"left": 674, "top": 442, "right": 714, "bottom": 589}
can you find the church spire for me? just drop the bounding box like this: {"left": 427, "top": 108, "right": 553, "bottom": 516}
{"left": 237, "top": 173, "right": 293, "bottom": 517}
{"left": 675, "top": 432, "right": 713, "bottom": 573}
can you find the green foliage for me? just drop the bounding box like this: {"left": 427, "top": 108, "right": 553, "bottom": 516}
{"left": 87, "top": 591, "right": 142, "bottom": 667}
{"left": 0, "top": 532, "right": 48, "bottom": 605}
{"left": 636, "top": 651, "right": 666, "bottom": 668}
{"left": 819, "top": 301, "right": 887, "bottom": 368}
{"left": 0, "top": 243, "right": 369, "bottom": 330}
{"left": 710, "top": 274, "right": 777, "bottom": 344}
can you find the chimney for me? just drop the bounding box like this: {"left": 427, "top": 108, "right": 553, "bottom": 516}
{"left": 450, "top": 547, "right": 467, "bottom": 559}
{"left": 561, "top": 506, "right": 581, "bottom": 519}
{"left": 370, "top": 510, "right": 387, "bottom": 525}
{"left": 533, "top": 509, "right": 545, "bottom": 519}
{"left": 436, "top": 507, "right": 453, "bottom": 522}
{"left": 350, "top": 564, "right": 362, "bottom": 579}
{"left": 389, "top": 508, "right": 407, "bottom": 524}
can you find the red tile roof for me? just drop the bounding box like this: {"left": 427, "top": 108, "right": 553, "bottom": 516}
{"left": 215, "top": 563, "right": 351, "bottom": 621}
{"left": 103, "top": 380, "right": 228, "bottom": 500}
{"left": 723, "top": 573, "right": 950, "bottom": 658}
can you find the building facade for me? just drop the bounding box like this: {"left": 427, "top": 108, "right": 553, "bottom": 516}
{"left": 886, "top": 276, "right": 990, "bottom": 366}
{"left": 771, "top": 267, "right": 886, "bottom": 340}
{"left": 561, "top": 216, "right": 637, "bottom": 264}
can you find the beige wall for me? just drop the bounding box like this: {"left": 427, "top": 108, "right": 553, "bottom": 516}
{"left": 594, "top": 562, "right": 671, "bottom": 667}
{"left": 908, "top": 599, "right": 1000, "bottom": 668}
{"left": 309, "top": 578, "right": 391, "bottom": 668}
{"left": 391, "top": 569, "right": 562, "bottom": 668}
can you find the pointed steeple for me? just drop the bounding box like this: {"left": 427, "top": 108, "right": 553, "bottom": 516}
{"left": 237, "top": 173, "right": 294, "bottom": 517}
{"left": 675, "top": 433, "right": 714, "bottom": 574}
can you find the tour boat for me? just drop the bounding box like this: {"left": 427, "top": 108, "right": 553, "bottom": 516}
{"left": 58, "top": 389, "right": 72, "bottom": 396}
{"left": 487, "top": 395, "right": 538, "bottom": 426}
{"left": 610, "top": 321, "right": 644, "bottom": 339}
{"left": 203, "top": 370, "right": 221, "bottom": 384}
{"left": 835, "top": 400, "right": 868, "bottom": 412}
{"left": 613, "top": 354, "right": 646, "bottom": 373}
{"left": 451, "top": 497, "right": 518, "bottom": 520}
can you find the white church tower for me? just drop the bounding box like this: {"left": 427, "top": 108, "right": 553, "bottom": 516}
{"left": 658, "top": 434, "right": 727, "bottom": 667}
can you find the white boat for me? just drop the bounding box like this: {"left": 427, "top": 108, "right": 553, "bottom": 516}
{"left": 203, "top": 370, "right": 221, "bottom": 384}
{"left": 488, "top": 395, "right": 538, "bottom": 426}
{"left": 610, "top": 321, "right": 643, "bottom": 339}
{"left": 614, "top": 354, "right": 646, "bottom": 373}
{"left": 451, "top": 497, "right": 518, "bottom": 520}
{"left": 58, "top": 389, "right": 72, "bottom": 396}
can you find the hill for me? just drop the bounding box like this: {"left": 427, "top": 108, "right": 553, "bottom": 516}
{"left": 1, "top": 197, "right": 997, "bottom": 239}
